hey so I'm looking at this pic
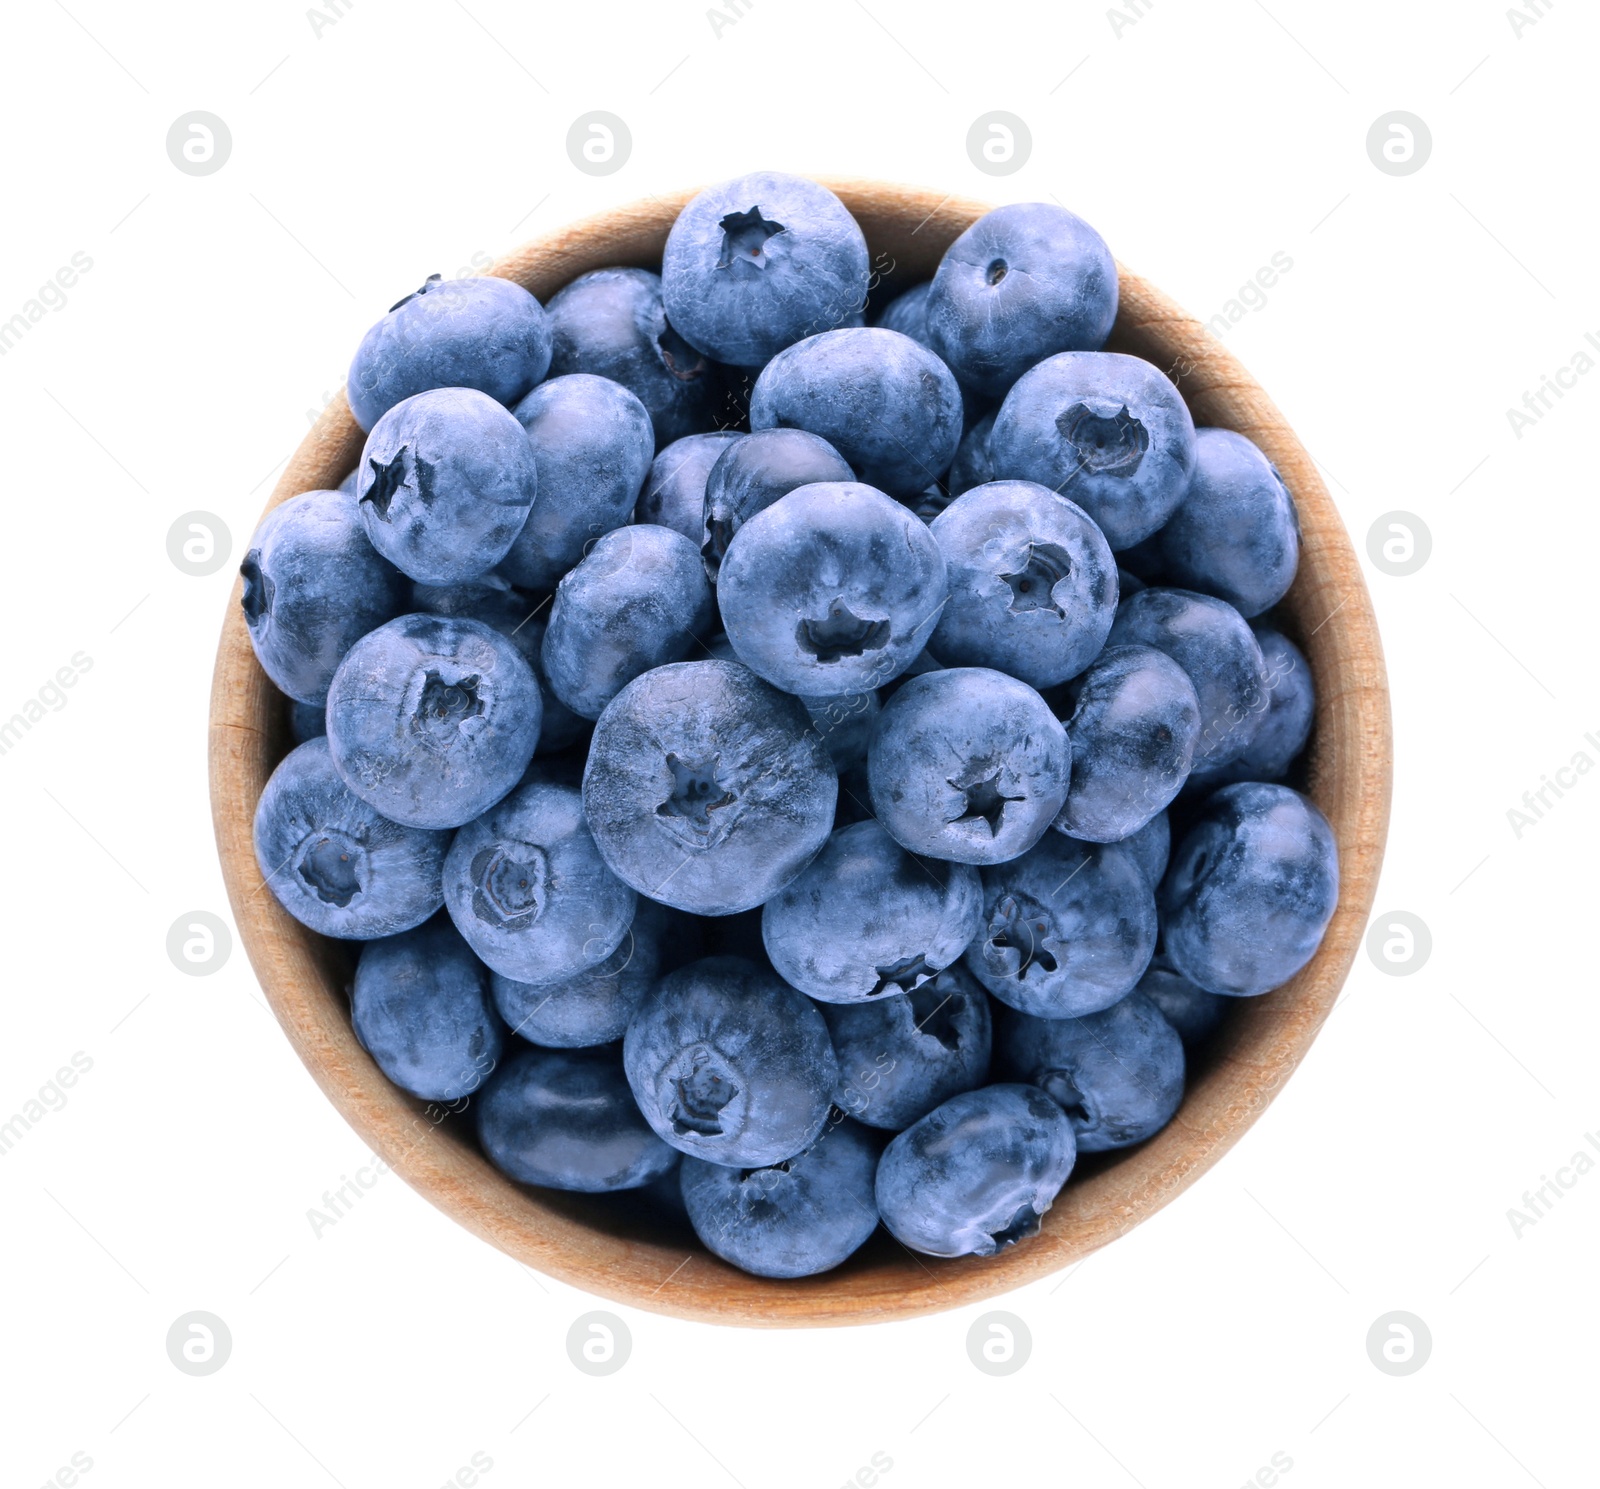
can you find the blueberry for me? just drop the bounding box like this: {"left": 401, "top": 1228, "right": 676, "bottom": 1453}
{"left": 582, "top": 660, "right": 837, "bottom": 915}
{"left": 1121, "top": 809, "right": 1171, "bottom": 886}
{"left": 338, "top": 467, "right": 359, "bottom": 495}
{"left": 832, "top": 763, "right": 875, "bottom": 830}
{"left": 662, "top": 172, "right": 870, "bottom": 367}
{"left": 499, "top": 374, "right": 655, "bottom": 591}
{"left": 1052, "top": 644, "right": 1201, "bottom": 842}
{"left": 1106, "top": 587, "right": 1269, "bottom": 770}
{"left": 476, "top": 1043, "right": 679, "bottom": 1191}
{"left": 443, "top": 779, "right": 635, "bottom": 983}
{"left": 1136, "top": 963, "right": 1228, "bottom": 1045}
{"left": 351, "top": 916, "right": 504, "bottom": 1101}
{"left": 1160, "top": 782, "right": 1339, "bottom": 997}
{"left": 875, "top": 279, "right": 932, "bottom": 343}
{"left": 491, "top": 899, "right": 673, "bottom": 1048}
{"left": 824, "top": 963, "right": 993, "bottom": 1130}
{"left": 1149, "top": 429, "right": 1299, "bottom": 617}
{"left": 241, "top": 489, "right": 406, "bottom": 703}
{"left": 799, "top": 689, "right": 880, "bottom": 770}
{"left": 253, "top": 737, "right": 450, "bottom": 939}
{"left": 701, "top": 427, "right": 853, "bottom": 579}
{"left": 409, "top": 574, "right": 588, "bottom": 755}
{"left": 694, "top": 905, "right": 768, "bottom": 967}
{"left": 867, "top": 667, "right": 1069, "bottom": 866}
{"left": 680, "top": 1114, "right": 884, "bottom": 1278}
{"left": 909, "top": 484, "right": 955, "bottom": 524}
{"left": 748, "top": 328, "right": 964, "bottom": 498}
{"left": 946, "top": 411, "right": 997, "bottom": 498}
{"left": 623, "top": 955, "right": 838, "bottom": 1166}
{"left": 355, "top": 388, "right": 538, "bottom": 584}
{"left": 346, "top": 273, "right": 552, "bottom": 432}
{"left": 994, "top": 991, "right": 1184, "bottom": 1152}
{"left": 637, "top": 431, "right": 743, "bottom": 542}
{"left": 633, "top": 1158, "right": 692, "bottom": 1227}
{"left": 717, "top": 482, "right": 947, "bottom": 695}
{"left": 544, "top": 266, "right": 722, "bottom": 448}
{"left": 761, "top": 820, "right": 983, "bottom": 1003}
{"left": 542, "top": 525, "right": 715, "bottom": 720}
{"left": 874, "top": 1084, "right": 1076, "bottom": 1258}
{"left": 325, "top": 614, "right": 541, "bottom": 829}
{"left": 989, "top": 352, "right": 1197, "bottom": 549}
{"left": 925, "top": 202, "right": 1118, "bottom": 400}
{"left": 1184, "top": 626, "right": 1315, "bottom": 794}
{"left": 927, "top": 480, "right": 1118, "bottom": 688}
{"left": 287, "top": 696, "right": 327, "bottom": 743}
{"left": 965, "top": 834, "right": 1156, "bottom": 1017}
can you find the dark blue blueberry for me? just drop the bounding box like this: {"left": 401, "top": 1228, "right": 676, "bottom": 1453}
{"left": 1160, "top": 782, "right": 1339, "bottom": 997}
{"left": 662, "top": 172, "right": 870, "bottom": 367}
{"left": 477, "top": 1043, "right": 679, "bottom": 1191}
{"left": 867, "top": 667, "right": 1069, "bottom": 866}
{"left": 1136, "top": 963, "right": 1228, "bottom": 1045}
{"left": 761, "top": 820, "right": 982, "bottom": 1003}
{"left": 545, "top": 266, "right": 722, "bottom": 448}
{"left": 253, "top": 737, "right": 449, "bottom": 939}
{"left": 325, "top": 614, "right": 541, "bottom": 829}
{"left": 287, "top": 696, "right": 327, "bottom": 743}
{"left": 824, "top": 962, "right": 993, "bottom": 1131}
{"left": 927, "top": 480, "right": 1118, "bottom": 688}
{"left": 909, "top": 484, "right": 955, "bottom": 524}
{"left": 346, "top": 273, "right": 551, "bottom": 432}
{"left": 874, "top": 279, "right": 932, "bottom": 344}
{"left": 409, "top": 573, "right": 588, "bottom": 756}
{"left": 965, "top": 834, "right": 1156, "bottom": 1017}
{"left": 443, "top": 779, "right": 635, "bottom": 983}
{"left": 833, "top": 763, "right": 875, "bottom": 829}
{"left": 338, "top": 467, "right": 360, "bottom": 495}
{"left": 241, "top": 489, "right": 406, "bottom": 704}
{"left": 1184, "top": 626, "right": 1315, "bottom": 794}
{"left": 1150, "top": 429, "right": 1299, "bottom": 618}
{"left": 693, "top": 905, "right": 768, "bottom": 967}
{"left": 633, "top": 1158, "right": 691, "bottom": 1227}
{"left": 491, "top": 899, "right": 673, "bottom": 1048}
{"left": 679, "top": 1115, "right": 884, "bottom": 1278}
{"left": 1121, "top": 809, "right": 1171, "bottom": 887}
{"left": 623, "top": 955, "right": 838, "bottom": 1166}
{"left": 500, "top": 374, "right": 655, "bottom": 591}
{"left": 717, "top": 482, "right": 947, "bottom": 695}
{"left": 748, "top": 328, "right": 963, "bottom": 499}
{"left": 351, "top": 916, "right": 504, "bottom": 1101}
{"left": 701, "top": 427, "right": 853, "bottom": 578}
{"left": 582, "top": 660, "right": 837, "bottom": 915}
{"left": 1106, "top": 587, "right": 1270, "bottom": 770}
{"left": 946, "top": 412, "right": 997, "bottom": 498}
{"left": 874, "top": 1084, "right": 1076, "bottom": 1258}
{"left": 925, "top": 202, "right": 1118, "bottom": 400}
{"left": 799, "top": 689, "right": 880, "bottom": 770}
{"left": 995, "top": 991, "right": 1184, "bottom": 1152}
{"left": 541, "top": 524, "right": 715, "bottom": 721}
{"left": 637, "top": 431, "right": 743, "bottom": 542}
{"left": 356, "top": 388, "right": 538, "bottom": 584}
{"left": 1052, "top": 644, "right": 1201, "bottom": 842}
{"left": 989, "top": 352, "right": 1197, "bottom": 549}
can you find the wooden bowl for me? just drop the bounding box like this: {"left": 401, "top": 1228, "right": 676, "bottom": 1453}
{"left": 209, "top": 180, "right": 1391, "bottom": 1327}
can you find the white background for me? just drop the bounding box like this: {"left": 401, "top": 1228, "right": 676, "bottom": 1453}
{"left": 1, "top": 1, "right": 1595, "bottom": 1485}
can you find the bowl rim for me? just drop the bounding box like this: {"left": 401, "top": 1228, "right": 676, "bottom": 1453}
{"left": 209, "top": 178, "right": 1392, "bottom": 1327}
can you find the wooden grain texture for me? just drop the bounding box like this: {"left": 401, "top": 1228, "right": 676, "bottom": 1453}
{"left": 209, "top": 180, "right": 1392, "bottom": 1327}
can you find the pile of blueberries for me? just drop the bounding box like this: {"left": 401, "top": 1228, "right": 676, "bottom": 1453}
{"left": 246, "top": 172, "right": 1339, "bottom": 1279}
